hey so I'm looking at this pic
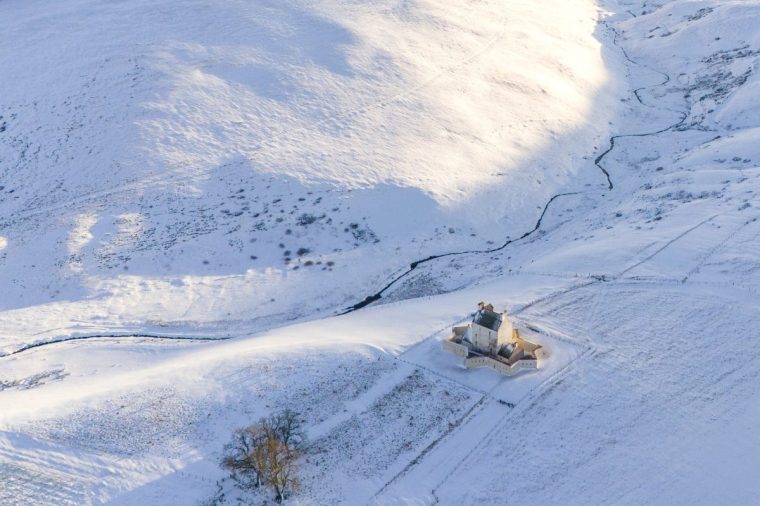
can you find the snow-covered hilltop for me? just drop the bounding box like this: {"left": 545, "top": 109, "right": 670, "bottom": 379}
{"left": 2, "top": 0, "right": 760, "bottom": 504}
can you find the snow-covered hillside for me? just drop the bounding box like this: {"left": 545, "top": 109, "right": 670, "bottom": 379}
{"left": 0, "top": 0, "right": 618, "bottom": 349}
{"left": 2, "top": 0, "right": 760, "bottom": 504}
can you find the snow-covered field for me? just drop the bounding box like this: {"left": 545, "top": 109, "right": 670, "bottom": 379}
{"left": 2, "top": 0, "right": 760, "bottom": 504}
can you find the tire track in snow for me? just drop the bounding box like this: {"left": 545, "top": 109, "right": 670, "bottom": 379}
{"left": 680, "top": 217, "right": 758, "bottom": 283}
{"left": 619, "top": 214, "right": 718, "bottom": 276}
{"left": 370, "top": 395, "right": 490, "bottom": 500}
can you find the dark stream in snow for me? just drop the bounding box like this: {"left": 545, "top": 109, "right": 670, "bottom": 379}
{"left": 2, "top": 332, "right": 228, "bottom": 358}
{"left": 340, "top": 191, "right": 580, "bottom": 314}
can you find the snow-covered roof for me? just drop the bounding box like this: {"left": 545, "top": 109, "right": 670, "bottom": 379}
{"left": 473, "top": 309, "right": 501, "bottom": 331}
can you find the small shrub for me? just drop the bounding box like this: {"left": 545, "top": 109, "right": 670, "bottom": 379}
{"left": 297, "top": 214, "right": 317, "bottom": 226}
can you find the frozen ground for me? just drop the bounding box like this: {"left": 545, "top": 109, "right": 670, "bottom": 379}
{"left": 2, "top": 0, "right": 760, "bottom": 504}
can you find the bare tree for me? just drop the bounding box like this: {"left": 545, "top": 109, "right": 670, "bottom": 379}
{"left": 222, "top": 410, "right": 306, "bottom": 502}
{"left": 269, "top": 409, "right": 305, "bottom": 450}
{"left": 263, "top": 430, "right": 301, "bottom": 503}
{"left": 222, "top": 425, "right": 268, "bottom": 489}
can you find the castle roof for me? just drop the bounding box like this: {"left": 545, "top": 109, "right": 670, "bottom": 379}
{"left": 473, "top": 308, "right": 501, "bottom": 331}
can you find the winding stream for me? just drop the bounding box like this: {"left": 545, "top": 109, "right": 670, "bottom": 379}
{"left": 341, "top": 19, "right": 689, "bottom": 314}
